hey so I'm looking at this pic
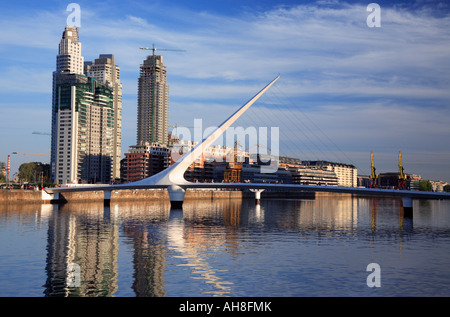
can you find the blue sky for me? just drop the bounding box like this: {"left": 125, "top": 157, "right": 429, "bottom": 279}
{"left": 1, "top": 0, "right": 449, "bottom": 182}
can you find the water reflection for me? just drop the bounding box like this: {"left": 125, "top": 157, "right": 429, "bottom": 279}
{"left": 44, "top": 202, "right": 120, "bottom": 296}
{"left": 119, "top": 202, "right": 170, "bottom": 297}
{"left": 3, "top": 193, "right": 444, "bottom": 296}
{"left": 167, "top": 205, "right": 234, "bottom": 296}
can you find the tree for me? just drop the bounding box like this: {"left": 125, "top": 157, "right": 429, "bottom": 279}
{"left": 444, "top": 184, "right": 450, "bottom": 193}
{"left": 0, "top": 162, "right": 6, "bottom": 183}
{"left": 18, "top": 162, "right": 36, "bottom": 183}
{"left": 18, "top": 162, "right": 51, "bottom": 184}
{"left": 419, "top": 180, "right": 432, "bottom": 191}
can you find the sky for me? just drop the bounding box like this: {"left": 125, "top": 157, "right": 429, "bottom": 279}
{"left": 0, "top": 0, "right": 449, "bottom": 182}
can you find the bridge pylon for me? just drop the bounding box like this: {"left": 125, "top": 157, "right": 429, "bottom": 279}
{"left": 250, "top": 189, "right": 265, "bottom": 205}
{"left": 401, "top": 196, "right": 413, "bottom": 218}
{"left": 168, "top": 185, "right": 186, "bottom": 209}
{"left": 130, "top": 75, "right": 280, "bottom": 208}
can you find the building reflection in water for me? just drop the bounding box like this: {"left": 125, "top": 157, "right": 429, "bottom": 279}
{"left": 41, "top": 192, "right": 414, "bottom": 297}
{"left": 167, "top": 202, "right": 236, "bottom": 296}
{"left": 44, "top": 202, "right": 119, "bottom": 296}
{"left": 120, "top": 201, "right": 170, "bottom": 297}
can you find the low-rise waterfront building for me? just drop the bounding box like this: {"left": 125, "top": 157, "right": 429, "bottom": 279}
{"left": 289, "top": 166, "right": 338, "bottom": 186}
{"left": 303, "top": 161, "right": 357, "bottom": 187}
{"left": 214, "top": 163, "right": 292, "bottom": 184}
{"left": 124, "top": 143, "right": 170, "bottom": 183}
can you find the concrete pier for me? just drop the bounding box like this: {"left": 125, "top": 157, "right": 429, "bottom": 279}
{"left": 41, "top": 190, "right": 59, "bottom": 204}
{"left": 250, "top": 189, "right": 265, "bottom": 205}
{"left": 104, "top": 190, "right": 111, "bottom": 206}
{"left": 167, "top": 185, "right": 186, "bottom": 209}
{"left": 402, "top": 197, "right": 413, "bottom": 218}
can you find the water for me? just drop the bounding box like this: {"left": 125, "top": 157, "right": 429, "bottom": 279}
{"left": 0, "top": 193, "right": 449, "bottom": 297}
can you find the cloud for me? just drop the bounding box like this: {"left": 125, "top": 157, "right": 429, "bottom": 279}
{"left": 0, "top": 66, "right": 52, "bottom": 93}
{"left": 126, "top": 15, "right": 149, "bottom": 27}
{"left": 1, "top": 1, "right": 449, "bottom": 180}
{"left": 3, "top": 1, "right": 449, "bottom": 99}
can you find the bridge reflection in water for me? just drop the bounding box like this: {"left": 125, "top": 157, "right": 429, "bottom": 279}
{"left": 33, "top": 192, "right": 435, "bottom": 297}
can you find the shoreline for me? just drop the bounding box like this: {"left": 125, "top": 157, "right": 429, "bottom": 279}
{"left": 0, "top": 188, "right": 322, "bottom": 204}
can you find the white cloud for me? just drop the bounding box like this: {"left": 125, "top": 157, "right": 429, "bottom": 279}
{"left": 4, "top": 1, "right": 449, "bottom": 99}
{"left": 0, "top": 66, "right": 52, "bottom": 93}
{"left": 126, "top": 15, "right": 149, "bottom": 27}
{"left": 1, "top": 1, "right": 449, "bottom": 180}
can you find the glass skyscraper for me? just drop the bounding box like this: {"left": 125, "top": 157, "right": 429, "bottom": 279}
{"left": 51, "top": 27, "right": 120, "bottom": 185}
{"left": 85, "top": 54, "right": 123, "bottom": 180}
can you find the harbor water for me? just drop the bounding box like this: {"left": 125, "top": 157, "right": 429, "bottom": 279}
{"left": 0, "top": 193, "right": 449, "bottom": 297}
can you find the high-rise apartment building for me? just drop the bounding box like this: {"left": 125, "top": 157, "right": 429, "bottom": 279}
{"left": 51, "top": 26, "right": 120, "bottom": 185}
{"left": 52, "top": 73, "right": 114, "bottom": 184}
{"left": 136, "top": 55, "right": 169, "bottom": 145}
{"left": 55, "top": 26, "right": 84, "bottom": 74}
{"left": 122, "top": 54, "right": 170, "bottom": 182}
{"left": 85, "top": 54, "right": 123, "bottom": 180}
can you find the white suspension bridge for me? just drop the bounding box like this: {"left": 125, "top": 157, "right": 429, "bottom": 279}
{"left": 44, "top": 75, "right": 450, "bottom": 217}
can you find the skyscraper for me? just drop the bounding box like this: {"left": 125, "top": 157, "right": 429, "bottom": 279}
{"left": 52, "top": 73, "right": 115, "bottom": 185}
{"left": 136, "top": 54, "right": 169, "bottom": 145}
{"left": 51, "top": 26, "right": 84, "bottom": 183}
{"left": 55, "top": 26, "right": 84, "bottom": 74}
{"left": 51, "top": 26, "right": 120, "bottom": 184}
{"left": 85, "top": 54, "right": 123, "bottom": 180}
{"left": 122, "top": 54, "right": 170, "bottom": 183}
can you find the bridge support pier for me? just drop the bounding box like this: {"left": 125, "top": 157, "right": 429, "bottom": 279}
{"left": 42, "top": 190, "right": 59, "bottom": 204}
{"left": 402, "top": 197, "right": 413, "bottom": 218}
{"left": 250, "top": 189, "right": 265, "bottom": 205}
{"left": 168, "top": 185, "right": 185, "bottom": 209}
{"left": 104, "top": 190, "right": 111, "bottom": 206}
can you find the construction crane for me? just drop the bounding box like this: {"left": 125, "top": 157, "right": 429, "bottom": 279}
{"left": 139, "top": 44, "right": 186, "bottom": 56}
{"left": 245, "top": 144, "right": 271, "bottom": 153}
{"left": 139, "top": 44, "right": 186, "bottom": 142}
{"left": 224, "top": 141, "right": 243, "bottom": 183}
{"left": 32, "top": 131, "right": 51, "bottom": 136}
{"left": 369, "top": 152, "right": 378, "bottom": 188}
{"left": 168, "top": 123, "right": 194, "bottom": 135}
{"left": 398, "top": 151, "right": 407, "bottom": 190}
{"left": 12, "top": 152, "right": 50, "bottom": 156}
{"left": 245, "top": 144, "right": 272, "bottom": 166}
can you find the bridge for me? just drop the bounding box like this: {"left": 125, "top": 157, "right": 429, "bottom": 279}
{"left": 44, "top": 75, "right": 450, "bottom": 217}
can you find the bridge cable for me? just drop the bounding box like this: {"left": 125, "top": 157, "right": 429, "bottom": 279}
{"left": 256, "top": 87, "right": 330, "bottom": 161}
{"left": 233, "top": 91, "right": 314, "bottom": 161}
{"left": 270, "top": 83, "right": 361, "bottom": 170}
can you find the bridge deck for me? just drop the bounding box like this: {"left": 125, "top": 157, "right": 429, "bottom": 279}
{"left": 44, "top": 77, "right": 450, "bottom": 203}
{"left": 45, "top": 182, "right": 450, "bottom": 200}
